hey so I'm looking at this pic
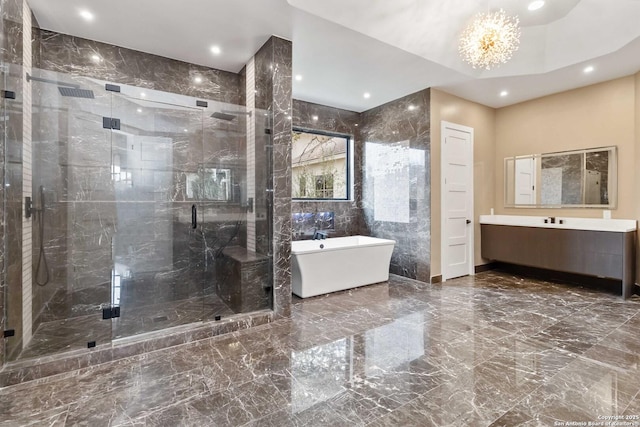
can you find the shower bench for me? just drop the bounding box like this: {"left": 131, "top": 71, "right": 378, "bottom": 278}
{"left": 215, "top": 246, "right": 271, "bottom": 312}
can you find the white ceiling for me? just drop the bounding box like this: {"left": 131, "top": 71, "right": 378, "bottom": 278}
{"left": 28, "top": 0, "right": 640, "bottom": 112}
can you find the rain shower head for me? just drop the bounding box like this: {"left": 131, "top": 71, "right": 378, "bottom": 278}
{"left": 211, "top": 112, "right": 237, "bottom": 121}
{"left": 26, "top": 72, "right": 95, "bottom": 99}
{"left": 211, "top": 110, "right": 252, "bottom": 121}
{"left": 58, "top": 87, "right": 95, "bottom": 99}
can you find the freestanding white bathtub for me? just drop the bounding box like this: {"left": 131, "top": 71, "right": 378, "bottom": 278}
{"left": 291, "top": 235, "right": 396, "bottom": 298}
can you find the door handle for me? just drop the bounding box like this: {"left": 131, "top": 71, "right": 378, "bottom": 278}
{"left": 191, "top": 204, "right": 197, "bottom": 229}
{"left": 466, "top": 219, "right": 471, "bottom": 224}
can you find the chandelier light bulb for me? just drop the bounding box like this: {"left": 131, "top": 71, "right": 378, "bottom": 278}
{"left": 459, "top": 9, "right": 521, "bottom": 70}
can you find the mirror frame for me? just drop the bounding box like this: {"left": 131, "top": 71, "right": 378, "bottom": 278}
{"left": 504, "top": 146, "right": 617, "bottom": 209}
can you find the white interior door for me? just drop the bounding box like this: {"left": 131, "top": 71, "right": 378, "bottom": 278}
{"left": 441, "top": 121, "right": 474, "bottom": 281}
{"left": 515, "top": 157, "right": 536, "bottom": 204}
{"left": 585, "top": 170, "right": 601, "bottom": 204}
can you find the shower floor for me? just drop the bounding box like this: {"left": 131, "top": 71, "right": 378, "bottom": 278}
{"left": 16, "top": 293, "right": 235, "bottom": 361}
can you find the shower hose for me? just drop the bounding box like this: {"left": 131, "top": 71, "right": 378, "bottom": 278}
{"left": 36, "top": 185, "right": 50, "bottom": 286}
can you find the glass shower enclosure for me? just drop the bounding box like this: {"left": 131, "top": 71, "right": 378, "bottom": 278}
{"left": 2, "top": 66, "right": 273, "bottom": 362}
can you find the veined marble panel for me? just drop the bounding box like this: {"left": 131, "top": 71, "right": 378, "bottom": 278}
{"left": 35, "top": 30, "right": 242, "bottom": 104}
{"left": 1, "top": 4, "right": 282, "bottom": 374}
{"left": 253, "top": 37, "right": 292, "bottom": 319}
{"left": 360, "top": 89, "right": 431, "bottom": 282}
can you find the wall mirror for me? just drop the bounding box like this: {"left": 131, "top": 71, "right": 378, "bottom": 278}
{"left": 504, "top": 146, "right": 617, "bottom": 208}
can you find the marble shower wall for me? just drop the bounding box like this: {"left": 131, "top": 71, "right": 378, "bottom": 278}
{"left": 34, "top": 30, "right": 242, "bottom": 105}
{"left": 26, "top": 30, "right": 248, "bottom": 329}
{"left": 253, "top": 37, "right": 292, "bottom": 318}
{"left": 360, "top": 89, "right": 431, "bottom": 282}
{"left": 0, "top": 24, "right": 280, "bottom": 366}
{"left": 291, "top": 100, "right": 362, "bottom": 238}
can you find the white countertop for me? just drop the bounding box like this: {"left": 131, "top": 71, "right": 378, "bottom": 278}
{"left": 479, "top": 215, "right": 637, "bottom": 233}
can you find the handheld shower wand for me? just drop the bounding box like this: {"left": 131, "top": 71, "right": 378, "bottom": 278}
{"left": 35, "top": 185, "right": 50, "bottom": 286}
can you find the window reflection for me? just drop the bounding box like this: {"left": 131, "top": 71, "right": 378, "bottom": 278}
{"left": 290, "top": 338, "right": 350, "bottom": 413}
{"left": 186, "top": 168, "right": 231, "bottom": 200}
{"left": 365, "top": 313, "right": 425, "bottom": 374}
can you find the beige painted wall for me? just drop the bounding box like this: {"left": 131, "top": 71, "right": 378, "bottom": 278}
{"left": 430, "top": 89, "right": 496, "bottom": 279}
{"left": 432, "top": 74, "right": 639, "bottom": 282}
{"left": 495, "top": 76, "right": 636, "bottom": 221}
{"left": 633, "top": 73, "right": 640, "bottom": 219}
{"left": 495, "top": 75, "right": 640, "bottom": 282}
{"left": 635, "top": 72, "right": 640, "bottom": 275}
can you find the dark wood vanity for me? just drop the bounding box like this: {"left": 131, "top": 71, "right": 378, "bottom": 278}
{"left": 480, "top": 215, "right": 637, "bottom": 298}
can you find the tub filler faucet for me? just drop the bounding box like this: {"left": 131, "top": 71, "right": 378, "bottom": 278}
{"left": 312, "top": 230, "right": 327, "bottom": 240}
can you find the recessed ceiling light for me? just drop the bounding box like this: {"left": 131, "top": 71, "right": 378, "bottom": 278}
{"left": 79, "top": 10, "right": 94, "bottom": 21}
{"left": 354, "top": 124, "right": 359, "bottom": 127}
{"left": 184, "top": 129, "right": 188, "bottom": 133}
{"left": 363, "top": 92, "right": 371, "bottom": 99}
{"left": 312, "top": 115, "right": 318, "bottom": 121}
{"left": 528, "top": 1, "right": 545, "bottom": 11}
{"left": 210, "top": 46, "right": 221, "bottom": 55}
{"left": 194, "top": 76, "right": 203, "bottom": 84}
{"left": 408, "top": 105, "right": 416, "bottom": 111}
{"left": 583, "top": 65, "right": 595, "bottom": 74}
{"left": 140, "top": 92, "right": 146, "bottom": 98}
{"left": 500, "top": 90, "right": 509, "bottom": 97}
{"left": 295, "top": 75, "right": 303, "bottom": 82}
{"left": 137, "top": 108, "right": 142, "bottom": 113}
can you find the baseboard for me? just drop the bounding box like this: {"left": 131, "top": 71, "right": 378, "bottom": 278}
{"left": 475, "top": 263, "right": 497, "bottom": 274}
{"left": 430, "top": 275, "right": 442, "bottom": 284}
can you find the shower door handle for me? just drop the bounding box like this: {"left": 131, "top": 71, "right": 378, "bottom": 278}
{"left": 191, "top": 204, "right": 197, "bottom": 229}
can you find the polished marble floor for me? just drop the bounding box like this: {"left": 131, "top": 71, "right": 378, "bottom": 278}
{"left": 2, "top": 271, "right": 640, "bottom": 426}
{"left": 16, "top": 293, "right": 235, "bottom": 361}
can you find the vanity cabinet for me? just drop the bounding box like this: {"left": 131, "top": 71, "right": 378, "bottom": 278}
{"left": 480, "top": 216, "right": 636, "bottom": 298}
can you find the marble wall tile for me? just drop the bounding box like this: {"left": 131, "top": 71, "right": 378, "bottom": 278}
{"left": 16, "top": 27, "right": 255, "bottom": 359}
{"left": 292, "top": 100, "right": 362, "bottom": 238}
{"left": 271, "top": 35, "right": 293, "bottom": 317}
{"left": 292, "top": 211, "right": 335, "bottom": 238}
{"left": 360, "top": 89, "right": 431, "bottom": 282}
{"left": 253, "top": 37, "right": 292, "bottom": 319}
{"left": 0, "top": 1, "right": 6, "bottom": 372}
{"left": 35, "top": 30, "right": 242, "bottom": 104}
{"left": 1, "top": 6, "right": 283, "bottom": 376}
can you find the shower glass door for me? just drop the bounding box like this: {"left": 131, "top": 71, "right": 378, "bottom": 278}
{"left": 18, "top": 69, "right": 114, "bottom": 360}
{"left": 201, "top": 103, "right": 251, "bottom": 320}
{"left": 201, "top": 103, "right": 274, "bottom": 319}
{"left": 5, "top": 66, "right": 273, "bottom": 362}
{"left": 110, "top": 87, "right": 207, "bottom": 340}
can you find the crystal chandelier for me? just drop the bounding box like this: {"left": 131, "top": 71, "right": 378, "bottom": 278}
{"left": 459, "top": 9, "right": 521, "bottom": 70}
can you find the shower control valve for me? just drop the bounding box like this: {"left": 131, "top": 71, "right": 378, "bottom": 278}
{"left": 25, "top": 197, "right": 33, "bottom": 219}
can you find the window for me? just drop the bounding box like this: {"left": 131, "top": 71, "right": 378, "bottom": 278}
{"left": 315, "top": 174, "right": 334, "bottom": 198}
{"left": 292, "top": 128, "right": 350, "bottom": 200}
{"left": 299, "top": 175, "right": 307, "bottom": 197}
